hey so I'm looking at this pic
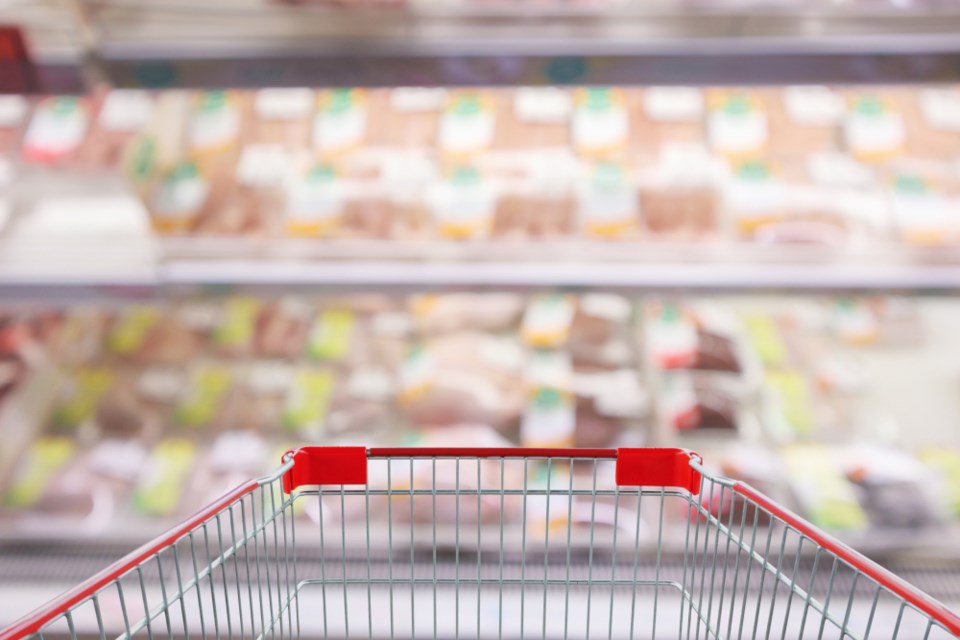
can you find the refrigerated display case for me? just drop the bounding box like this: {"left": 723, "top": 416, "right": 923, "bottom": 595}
{"left": 4, "top": 1, "right": 960, "bottom": 637}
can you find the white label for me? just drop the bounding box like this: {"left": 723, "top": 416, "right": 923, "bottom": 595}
{"left": 99, "top": 90, "right": 154, "bottom": 132}
{"left": 845, "top": 109, "right": 904, "bottom": 156}
{"left": 0, "top": 95, "right": 27, "bottom": 127}
{"left": 236, "top": 144, "right": 291, "bottom": 188}
{"left": 89, "top": 440, "right": 149, "bottom": 481}
{"left": 347, "top": 367, "right": 395, "bottom": 401}
{"left": 521, "top": 397, "right": 575, "bottom": 446}
{"left": 439, "top": 106, "right": 495, "bottom": 154}
{"left": 286, "top": 170, "right": 345, "bottom": 223}
{"left": 578, "top": 165, "right": 636, "bottom": 230}
{"left": 427, "top": 174, "right": 497, "bottom": 235}
{"left": 23, "top": 98, "right": 89, "bottom": 158}
{"left": 152, "top": 170, "right": 208, "bottom": 217}
{"left": 515, "top": 88, "right": 572, "bottom": 123}
{"left": 572, "top": 102, "right": 628, "bottom": 152}
{"left": 709, "top": 108, "right": 767, "bottom": 155}
{"left": 189, "top": 100, "right": 239, "bottom": 151}
{"left": 524, "top": 349, "right": 573, "bottom": 390}
{"left": 891, "top": 190, "right": 956, "bottom": 234}
{"left": 247, "top": 363, "right": 294, "bottom": 394}
{"left": 594, "top": 370, "right": 650, "bottom": 418}
{"left": 920, "top": 89, "right": 960, "bottom": 132}
{"left": 648, "top": 314, "right": 698, "bottom": 367}
{"left": 662, "top": 375, "right": 699, "bottom": 426}
{"left": 390, "top": 88, "right": 448, "bottom": 112}
{"left": 727, "top": 176, "right": 785, "bottom": 218}
{"left": 255, "top": 88, "right": 314, "bottom": 120}
{"left": 580, "top": 293, "right": 632, "bottom": 323}
{"left": 784, "top": 86, "right": 844, "bottom": 127}
{"left": 138, "top": 368, "right": 185, "bottom": 402}
{"left": 314, "top": 104, "right": 367, "bottom": 153}
{"left": 808, "top": 152, "right": 874, "bottom": 187}
{"left": 210, "top": 432, "right": 266, "bottom": 473}
{"left": 643, "top": 87, "right": 704, "bottom": 122}
{"left": 400, "top": 347, "right": 434, "bottom": 395}
{"left": 522, "top": 296, "right": 575, "bottom": 347}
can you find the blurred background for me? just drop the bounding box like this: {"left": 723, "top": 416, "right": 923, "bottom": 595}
{"left": 4, "top": 0, "right": 960, "bottom": 635}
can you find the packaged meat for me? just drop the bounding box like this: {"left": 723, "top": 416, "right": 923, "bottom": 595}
{"left": 283, "top": 162, "right": 348, "bottom": 237}
{"left": 248, "top": 88, "right": 314, "bottom": 149}
{"left": 75, "top": 89, "right": 155, "bottom": 169}
{"left": 427, "top": 164, "right": 497, "bottom": 240}
{"left": 843, "top": 92, "right": 905, "bottom": 162}
{"left": 372, "top": 88, "right": 445, "bottom": 148}
{"left": 660, "top": 373, "right": 740, "bottom": 433}
{"left": 577, "top": 160, "right": 640, "bottom": 239}
{"left": 495, "top": 88, "right": 571, "bottom": 149}
{"left": 211, "top": 297, "right": 260, "bottom": 357}
{"left": 919, "top": 448, "right": 960, "bottom": 518}
{"left": 313, "top": 89, "right": 367, "bottom": 158}
{"left": 521, "top": 388, "right": 576, "bottom": 448}
{"left": 767, "top": 86, "right": 842, "bottom": 159}
{"left": 782, "top": 444, "right": 868, "bottom": 531}
{"left": 21, "top": 96, "right": 93, "bottom": 166}
{"left": 409, "top": 293, "right": 524, "bottom": 335}
{"left": 909, "top": 87, "right": 960, "bottom": 159}
{"left": 633, "top": 87, "right": 704, "bottom": 157}
{"left": 638, "top": 143, "right": 723, "bottom": 238}
{"left": 306, "top": 308, "right": 356, "bottom": 361}
{"left": 132, "top": 438, "right": 197, "bottom": 517}
{"left": 571, "top": 88, "right": 629, "bottom": 158}
{"left": 4, "top": 437, "right": 75, "bottom": 510}
{"left": 843, "top": 446, "right": 940, "bottom": 529}
{"left": 521, "top": 294, "right": 576, "bottom": 348}
{"left": 172, "top": 364, "right": 232, "bottom": 431}
{"left": 724, "top": 159, "right": 789, "bottom": 239}
{"left": 438, "top": 92, "right": 496, "bottom": 159}
{"left": 0, "top": 95, "right": 29, "bottom": 155}
{"left": 104, "top": 306, "right": 160, "bottom": 358}
{"left": 281, "top": 368, "right": 334, "bottom": 439}
{"left": 491, "top": 148, "right": 576, "bottom": 240}
{"left": 569, "top": 293, "right": 634, "bottom": 368}
{"left": 187, "top": 90, "right": 245, "bottom": 171}
{"left": 50, "top": 366, "right": 114, "bottom": 432}
{"left": 254, "top": 297, "right": 311, "bottom": 359}
{"left": 233, "top": 361, "right": 293, "bottom": 432}
{"left": 885, "top": 162, "right": 960, "bottom": 246}
{"left": 146, "top": 160, "right": 214, "bottom": 234}
{"left": 707, "top": 90, "right": 768, "bottom": 158}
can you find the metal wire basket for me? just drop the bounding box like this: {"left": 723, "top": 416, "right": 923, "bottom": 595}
{"left": 3, "top": 447, "right": 959, "bottom": 639}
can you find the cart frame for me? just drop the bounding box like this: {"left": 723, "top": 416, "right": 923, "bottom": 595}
{"left": 3, "top": 446, "right": 960, "bottom": 639}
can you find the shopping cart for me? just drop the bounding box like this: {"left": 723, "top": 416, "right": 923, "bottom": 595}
{"left": 3, "top": 447, "right": 959, "bottom": 639}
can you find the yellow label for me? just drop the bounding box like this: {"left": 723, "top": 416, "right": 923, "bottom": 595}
{"left": 133, "top": 439, "right": 196, "bottom": 516}
{"left": 5, "top": 438, "right": 75, "bottom": 508}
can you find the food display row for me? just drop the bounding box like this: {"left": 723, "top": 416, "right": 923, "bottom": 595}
{"left": 4, "top": 86, "right": 960, "bottom": 247}
{"left": 0, "top": 292, "right": 958, "bottom": 544}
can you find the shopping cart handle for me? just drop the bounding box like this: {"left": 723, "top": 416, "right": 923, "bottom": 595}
{"left": 281, "top": 446, "right": 703, "bottom": 495}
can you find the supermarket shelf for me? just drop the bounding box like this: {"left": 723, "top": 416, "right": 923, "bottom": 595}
{"left": 24, "top": 2, "right": 960, "bottom": 90}
{"left": 160, "top": 258, "right": 960, "bottom": 293}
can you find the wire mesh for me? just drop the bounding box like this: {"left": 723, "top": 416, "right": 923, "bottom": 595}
{"left": 19, "top": 452, "right": 960, "bottom": 639}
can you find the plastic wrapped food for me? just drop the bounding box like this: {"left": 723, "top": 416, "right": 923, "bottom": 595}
{"left": 766, "top": 86, "right": 843, "bottom": 160}
{"left": 707, "top": 90, "right": 768, "bottom": 159}
{"left": 571, "top": 88, "right": 629, "bottom": 158}
{"left": 0, "top": 95, "right": 29, "bottom": 155}
{"left": 371, "top": 88, "right": 445, "bottom": 148}
{"left": 638, "top": 143, "right": 723, "bottom": 238}
{"left": 187, "top": 91, "right": 246, "bottom": 172}
{"left": 247, "top": 88, "right": 313, "bottom": 149}
{"left": 255, "top": 297, "right": 311, "bottom": 359}
{"left": 495, "top": 88, "right": 571, "bottom": 149}
{"left": 632, "top": 87, "right": 705, "bottom": 158}
{"left": 409, "top": 293, "right": 524, "bottom": 335}
{"left": 438, "top": 92, "right": 497, "bottom": 159}
{"left": 843, "top": 91, "right": 906, "bottom": 162}
{"left": 21, "top": 96, "right": 94, "bottom": 166}
{"left": 313, "top": 89, "right": 368, "bottom": 158}
{"left": 577, "top": 160, "right": 640, "bottom": 239}
{"left": 75, "top": 89, "right": 155, "bottom": 169}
